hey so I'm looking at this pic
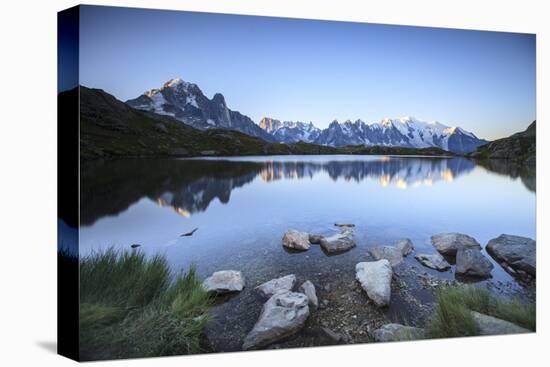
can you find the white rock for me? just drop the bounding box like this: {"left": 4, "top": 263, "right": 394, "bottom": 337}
{"left": 320, "top": 231, "right": 355, "bottom": 253}
{"left": 202, "top": 270, "right": 245, "bottom": 294}
{"left": 242, "top": 291, "right": 310, "bottom": 350}
{"left": 256, "top": 274, "right": 297, "bottom": 297}
{"left": 369, "top": 246, "right": 404, "bottom": 267}
{"left": 471, "top": 311, "right": 531, "bottom": 336}
{"left": 282, "top": 230, "right": 311, "bottom": 250}
{"left": 355, "top": 260, "right": 392, "bottom": 307}
{"left": 414, "top": 253, "right": 451, "bottom": 271}
{"left": 299, "top": 280, "right": 319, "bottom": 308}
{"left": 395, "top": 239, "right": 415, "bottom": 256}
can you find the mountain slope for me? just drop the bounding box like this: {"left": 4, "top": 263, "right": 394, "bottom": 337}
{"left": 73, "top": 86, "right": 339, "bottom": 160}
{"left": 126, "top": 78, "right": 274, "bottom": 141}
{"left": 469, "top": 121, "right": 535, "bottom": 166}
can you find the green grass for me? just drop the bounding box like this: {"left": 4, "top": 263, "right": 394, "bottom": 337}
{"left": 78, "top": 248, "right": 212, "bottom": 360}
{"left": 426, "top": 285, "right": 535, "bottom": 338}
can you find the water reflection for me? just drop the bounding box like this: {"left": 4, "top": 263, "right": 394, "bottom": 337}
{"left": 80, "top": 156, "right": 532, "bottom": 225}
{"left": 476, "top": 159, "right": 536, "bottom": 192}
{"left": 258, "top": 158, "right": 474, "bottom": 189}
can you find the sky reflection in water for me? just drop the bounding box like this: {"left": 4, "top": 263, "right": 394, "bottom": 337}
{"left": 79, "top": 155, "right": 535, "bottom": 284}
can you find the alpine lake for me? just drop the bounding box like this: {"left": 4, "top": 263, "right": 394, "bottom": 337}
{"left": 79, "top": 155, "right": 536, "bottom": 351}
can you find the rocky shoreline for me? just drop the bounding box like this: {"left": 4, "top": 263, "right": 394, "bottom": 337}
{"left": 201, "top": 227, "right": 536, "bottom": 351}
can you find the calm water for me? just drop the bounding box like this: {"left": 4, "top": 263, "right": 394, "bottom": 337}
{"left": 80, "top": 155, "right": 535, "bottom": 350}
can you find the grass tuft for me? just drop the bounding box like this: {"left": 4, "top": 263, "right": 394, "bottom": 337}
{"left": 426, "top": 285, "right": 535, "bottom": 338}
{"left": 77, "top": 248, "right": 212, "bottom": 360}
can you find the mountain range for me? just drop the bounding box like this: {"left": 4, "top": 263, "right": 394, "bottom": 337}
{"left": 73, "top": 86, "right": 452, "bottom": 160}
{"left": 126, "top": 77, "right": 488, "bottom": 154}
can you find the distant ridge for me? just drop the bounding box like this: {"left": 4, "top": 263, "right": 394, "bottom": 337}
{"left": 260, "top": 116, "right": 488, "bottom": 154}
{"left": 126, "top": 77, "right": 488, "bottom": 154}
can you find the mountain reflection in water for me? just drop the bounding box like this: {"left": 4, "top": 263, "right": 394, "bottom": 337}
{"left": 80, "top": 156, "right": 533, "bottom": 226}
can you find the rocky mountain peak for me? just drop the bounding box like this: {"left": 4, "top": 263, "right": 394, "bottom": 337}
{"left": 126, "top": 77, "right": 274, "bottom": 141}
{"left": 212, "top": 93, "right": 227, "bottom": 106}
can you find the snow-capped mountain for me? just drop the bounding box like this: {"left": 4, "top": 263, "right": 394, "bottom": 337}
{"left": 259, "top": 118, "right": 321, "bottom": 143}
{"left": 258, "top": 116, "right": 484, "bottom": 153}
{"left": 126, "top": 78, "right": 486, "bottom": 153}
{"left": 260, "top": 116, "right": 486, "bottom": 153}
{"left": 126, "top": 78, "right": 274, "bottom": 141}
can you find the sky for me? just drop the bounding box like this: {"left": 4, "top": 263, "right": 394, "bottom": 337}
{"left": 78, "top": 5, "right": 536, "bottom": 140}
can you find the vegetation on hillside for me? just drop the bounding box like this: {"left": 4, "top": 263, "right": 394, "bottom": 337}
{"left": 469, "top": 121, "right": 535, "bottom": 165}
{"left": 78, "top": 248, "right": 212, "bottom": 360}
{"left": 426, "top": 285, "right": 535, "bottom": 338}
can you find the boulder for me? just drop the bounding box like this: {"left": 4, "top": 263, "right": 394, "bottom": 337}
{"left": 355, "top": 260, "right": 392, "bottom": 307}
{"left": 299, "top": 280, "right": 319, "bottom": 308}
{"left": 486, "top": 234, "right": 536, "bottom": 277}
{"left": 202, "top": 270, "right": 245, "bottom": 294}
{"left": 396, "top": 239, "right": 414, "bottom": 256}
{"left": 456, "top": 247, "right": 493, "bottom": 278}
{"left": 431, "top": 233, "right": 481, "bottom": 257}
{"left": 242, "top": 291, "right": 310, "bottom": 350}
{"left": 308, "top": 234, "right": 324, "bottom": 244}
{"left": 471, "top": 311, "right": 531, "bottom": 336}
{"left": 414, "top": 253, "right": 451, "bottom": 271}
{"left": 320, "top": 231, "right": 355, "bottom": 254}
{"left": 373, "top": 324, "right": 425, "bottom": 342}
{"left": 369, "top": 246, "right": 404, "bottom": 267}
{"left": 282, "top": 230, "right": 311, "bottom": 251}
{"left": 256, "top": 274, "right": 297, "bottom": 297}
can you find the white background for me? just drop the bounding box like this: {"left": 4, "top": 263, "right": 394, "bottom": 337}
{"left": 0, "top": 0, "right": 547, "bottom": 366}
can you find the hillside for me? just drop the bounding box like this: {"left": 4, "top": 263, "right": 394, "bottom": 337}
{"left": 469, "top": 121, "right": 536, "bottom": 166}
{"left": 72, "top": 86, "right": 341, "bottom": 160}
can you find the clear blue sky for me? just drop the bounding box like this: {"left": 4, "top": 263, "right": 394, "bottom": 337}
{"left": 78, "top": 5, "right": 536, "bottom": 140}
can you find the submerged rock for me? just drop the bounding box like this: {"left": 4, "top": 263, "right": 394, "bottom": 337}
{"left": 335, "top": 223, "right": 355, "bottom": 228}
{"left": 282, "top": 230, "right": 311, "bottom": 251}
{"left": 414, "top": 253, "right": 451, "bottom": 271}
{"left": 355, "top": 260, "right": 392, "bottom": 307}
{"left": 256, "top": 274, "right": 297, "bottom": 297}
{"left": 395, "top": 239, "right": 415, "bottom": 256}
{"left": 373, "top": 324, "right": 425, "bottom": 342}
{"left": 471, "top": 311, "right": 531, "bottom": 336}
{"left": 242, "top": 291, "right": 310, "bottom": 350}
{"left": 308, "top": 234, "right": 324, "bottom": 244}
{"left": 456, "top": 247, "right": 493, "bottom": 279}
{"left": 299, "top": 280, "right": 319, "bottom": 308}
{"left": 431, "top": 233, "right": 481, "bottom": 257}
{"left": 486, "top": 234, "right": 536, "bottom": 278}
{"left": 369, "top": 246, "right": 404, "bottom": 267}
{"left": 202, "top": 270, "right": 245, "bottom": 294}
{"left": 320, "top": 231, "right": 355, "bottom": 254}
